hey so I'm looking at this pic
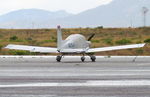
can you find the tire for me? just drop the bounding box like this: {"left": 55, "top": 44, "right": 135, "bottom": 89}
{"left": 56, "top": 56, "right": 62, "bottom": 62}
{"left": 81, "top": 56, "right": 85, "bottom": 62}
{"left": 91, "top": 56, "right": 96, "bottom": 62}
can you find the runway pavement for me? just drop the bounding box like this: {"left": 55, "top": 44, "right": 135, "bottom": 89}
{"left": 0, "top": 56, "right": 150, "bottom": 97}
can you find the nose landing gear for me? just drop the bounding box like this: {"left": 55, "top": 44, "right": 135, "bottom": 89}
{"left": 56, "top": 55, "right": 62, "bottom": 62}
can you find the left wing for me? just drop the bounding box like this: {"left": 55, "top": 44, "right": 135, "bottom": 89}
{"left": 87, "top": 43, "right": 145, "bottom": 53}
{"left": 5, "top": 44, "right": 58, "bottom": 53}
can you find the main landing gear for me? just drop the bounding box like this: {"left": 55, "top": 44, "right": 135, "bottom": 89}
{"left": 90, "top": 55, "right": 96, "bottom": 62}
{"left": 56, "top": 55, "right": 96, "bottom": 62}
{"left": 80, "top": 55, "right": 96, "bottom": 62}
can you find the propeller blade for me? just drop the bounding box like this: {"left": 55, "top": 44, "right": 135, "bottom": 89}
{"left": 88, "top": 34, "right": 95, "bottom": 41}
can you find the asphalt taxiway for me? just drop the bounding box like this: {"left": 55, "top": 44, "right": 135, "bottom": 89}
{"left": 0, "top": 56, "right": 150, "bottom": 97}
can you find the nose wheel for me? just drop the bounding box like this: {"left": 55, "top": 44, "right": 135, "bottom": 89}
{"left": 56, "top": 55, "right": 62, "bottom": 62}
{"left": 90, "top": 56, "right": 96, "bottom": 62}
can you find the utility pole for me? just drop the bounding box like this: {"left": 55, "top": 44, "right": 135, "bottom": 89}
{"left": 142, "top": 7, "right": 149, "bottom": 27}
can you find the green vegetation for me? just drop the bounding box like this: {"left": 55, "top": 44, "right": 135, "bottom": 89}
{"left": 96, "top": 26, "right": 103, "bottom": 29}
{"left": 91, "top": 40, "right": 100, "bottom": 43}
{"left": 102, "top": 38, "right": 113, "bottom": 45}
{"left": 0, "top": 45, "right": 3, "bottom": 51}
{"left": 144, "top": 38, "right": 150, "bottom": 43}
{"left": 115, "top": 39, "right": 131, "bottom": 45}
{"left": 8, "top": 50, "right": 33, "bottom": 55}
{"left": 9, "top": 50, "right": 30, "bottom": 55}
{"left": 0, "top": 27, "right": 149, "bottom": 55}
{"left": 51, "top": 36, "right": 57, "bottom": 42}
{"left": 10, "top": 36, "right": 18, "bottom": 41}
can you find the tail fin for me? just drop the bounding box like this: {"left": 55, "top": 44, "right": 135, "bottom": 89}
{"left": 57, "top": 25, "right": 62, "bottom": 50}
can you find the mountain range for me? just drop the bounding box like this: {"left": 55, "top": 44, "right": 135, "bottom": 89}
{"left": 0, "top": 0, "right": 150, "bottom": 28}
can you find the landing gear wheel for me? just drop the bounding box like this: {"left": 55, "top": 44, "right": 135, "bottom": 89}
{"left": 56, "top": 56, "right": 62, "bottom": 62}
{"left": 81, "top": 56, "right": 85, "bottom": 62}
{"left": 91, "top": 56, "right": 96, "bottom": 62}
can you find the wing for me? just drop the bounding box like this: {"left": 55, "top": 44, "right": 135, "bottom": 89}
{"left": 87, "top": 43, "right": 146, "bottom": 53}
{"left": 5, "top": 44, "right": 58, "bottom": 53}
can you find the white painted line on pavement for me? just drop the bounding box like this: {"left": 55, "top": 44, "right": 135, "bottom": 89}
{"left": 0, "top": 80, "right": 150, "bottom": 87}
{"left": 1, "top": 73, "right": 150, "bottom": 77}
{"left": 0, "top": 70, "right": 150, "bottom": 72}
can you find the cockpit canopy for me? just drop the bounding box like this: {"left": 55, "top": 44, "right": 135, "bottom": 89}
{"left": 63, "top": 34, "right": 89, "bottom": 49}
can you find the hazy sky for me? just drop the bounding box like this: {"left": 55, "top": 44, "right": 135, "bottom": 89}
{"left": 0, "top": 0, "right": 112, "bottom": 15}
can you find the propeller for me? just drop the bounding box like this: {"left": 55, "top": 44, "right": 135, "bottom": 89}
{"left": 88, "top": 34, "right": 95, "bottom": 41}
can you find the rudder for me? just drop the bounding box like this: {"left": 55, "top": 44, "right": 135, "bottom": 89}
{"left": 57, "top": 25, "right": 62, "bottom": 51}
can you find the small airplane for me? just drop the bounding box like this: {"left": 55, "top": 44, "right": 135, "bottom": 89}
{"left": 5, "top": 26, "right": 145, "bottom": 62}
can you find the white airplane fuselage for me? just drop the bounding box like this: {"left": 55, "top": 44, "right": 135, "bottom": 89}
{"left": 58, "top": 34, "right": 91, "bottom": 54}
{"left": 63, "top": 34, "right": 90, "bottom": 49}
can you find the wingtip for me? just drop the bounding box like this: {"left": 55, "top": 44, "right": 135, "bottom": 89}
{"left": 4, "top": 44, "right": 13, "bottom": 49}
{"left": 140, "top": 43, "right": 146, "bottom": 47}
{"left": 4, "top": 45, "right": 9, "bottom": 49}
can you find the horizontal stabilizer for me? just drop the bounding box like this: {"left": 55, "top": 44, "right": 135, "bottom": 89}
{"left": 60, "top": 49, "right": 85, "bottom": 53}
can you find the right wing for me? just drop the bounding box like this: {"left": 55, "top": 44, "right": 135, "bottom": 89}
{"left": 87, "top": 43, "right": 146, "bottom": 53}
{"left": 5, "top": 44, "right": 58, "bottom": 53}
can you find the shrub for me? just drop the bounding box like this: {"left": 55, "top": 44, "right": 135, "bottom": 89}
{"left": 10, "top": 36, "right": 18, "bottom": 41}
{"left": 96, "top": 26, "right": 103, "bottom": 29}
{"left": 115, "top": 39, "right": 131, "bottom": 45}
{"left": 144, "top": 38, "right": 150, "bottom": 43}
